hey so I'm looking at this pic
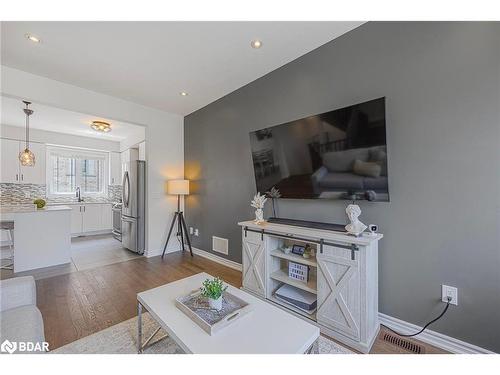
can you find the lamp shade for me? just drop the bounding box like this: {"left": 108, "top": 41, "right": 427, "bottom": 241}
{"left": 167, "top": 179, "right": 189, "bottom": 195}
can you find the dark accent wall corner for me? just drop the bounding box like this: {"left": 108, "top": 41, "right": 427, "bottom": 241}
{"left": 184, "top": 22, "right": 500, "bottom": 352}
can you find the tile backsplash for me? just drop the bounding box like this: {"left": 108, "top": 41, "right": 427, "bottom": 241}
{"left": 0, "top": 183, "right": 122, "bottom": 206}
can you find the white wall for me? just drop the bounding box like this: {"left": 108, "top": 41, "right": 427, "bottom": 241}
{"left": 120, "top": 131, "right": 145, "bottom": 152}
{"left": 0, "top": 124, "right": 121, "bottom": 152}
{"left": 1, "top": 66, "right": 184, "bottom": 257}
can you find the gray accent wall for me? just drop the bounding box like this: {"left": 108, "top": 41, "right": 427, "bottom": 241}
{"left": 184, "top": 22, "right": 500, "bottom": 351}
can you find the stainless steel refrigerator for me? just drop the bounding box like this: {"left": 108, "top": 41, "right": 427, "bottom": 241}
{"left": 121, "top": 160, "right": 145, "bottom": 254}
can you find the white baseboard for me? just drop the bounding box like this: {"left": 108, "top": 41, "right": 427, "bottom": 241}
{"left": 379, "top": 313, "right": 496, "bottom": 354}
{"left": 145, "top": 245, "right": 179, "bottom": 258}
{"left": 71, "top": 229, "right": 112, "bottom": 238}
{"left": 146, "top": 245, "right": 243, "bottom": 273}
{"left": 190, "top": 246, "right": 242, "bottom": 271}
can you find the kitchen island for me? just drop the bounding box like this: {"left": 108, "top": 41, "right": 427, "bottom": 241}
{"left": 0, "top": 205, "right": 71, "bottom": 273}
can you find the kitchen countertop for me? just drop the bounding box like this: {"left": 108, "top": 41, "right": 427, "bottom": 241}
{"left": 0, "top": 205, "right": 72, "bottom": 214}
{"left": 48, "top": 201, "right": 114, "bottom": 206}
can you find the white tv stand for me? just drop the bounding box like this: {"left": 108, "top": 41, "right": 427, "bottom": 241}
{"left": 238, "top": 220, "right": 383, "bottom": 353}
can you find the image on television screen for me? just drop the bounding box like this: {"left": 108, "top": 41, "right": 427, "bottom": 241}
{"left": 249, "top": 97, "right": 389, "bottom": 201}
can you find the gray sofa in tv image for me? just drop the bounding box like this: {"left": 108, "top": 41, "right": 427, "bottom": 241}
{"left": 311, "top": 145, "right": 388, "bottom": 200}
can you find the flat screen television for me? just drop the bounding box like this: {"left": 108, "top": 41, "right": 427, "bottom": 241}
{"left": 249, "top": 97, "right": 389, "bottom": 201}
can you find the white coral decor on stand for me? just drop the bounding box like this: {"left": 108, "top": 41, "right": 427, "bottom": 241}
{"left": 251, "top": 192, "right": 267, "bottom": 224}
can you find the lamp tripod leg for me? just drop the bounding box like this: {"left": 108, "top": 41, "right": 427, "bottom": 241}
{"left": 161, "top": 212, "right": 178, "bottom": 259}
{"left": 180, "top": 212, "right": 194, "bottom": 257}
{"left": 179, "top": 215, "right": 185, "bottom": 253}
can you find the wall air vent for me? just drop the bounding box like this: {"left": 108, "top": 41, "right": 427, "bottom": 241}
{"left": 212, "top": 236, "right": 228, "bottom": 255}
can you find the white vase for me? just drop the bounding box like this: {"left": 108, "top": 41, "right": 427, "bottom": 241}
{"left": 209, "top": 296, "right": 223, "bottom": 311}
{"left": 254, "top": 208, "right": 264, "bottom": 224}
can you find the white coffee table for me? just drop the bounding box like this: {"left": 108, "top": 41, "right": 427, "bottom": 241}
{"left": 137, "top": 272, "right": 320, "bottom": 354}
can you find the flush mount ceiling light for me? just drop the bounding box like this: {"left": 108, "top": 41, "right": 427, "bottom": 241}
{"left": 180, "top": 92, "right": 188, "bottom": 96}
{"left": 91, "top": 120, "right": 112, "bottom": 133}
{"left": 25, "top": 33, "right": 41, "bottom": 43}
{"left": 250, "top": 39, "right": 262, "bottom": 49}
{"left": 19, "top": 101, "right": 36, "bottom": 167}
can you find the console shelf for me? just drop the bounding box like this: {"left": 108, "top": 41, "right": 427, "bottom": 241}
{"left": 269, "top": 249, "right": 317, "bottom": 267}
{"left": 267, "top": 295, "right": 317, "bottom": 321}
{"left": 270, "top": 269, "right": 317, "bottom": 294}
{"left": 239, "top": 219, "right": 383, "bottom": 353}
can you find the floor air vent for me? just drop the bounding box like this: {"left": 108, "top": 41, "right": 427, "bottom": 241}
{"left": 212, "top": 236, "right": 228, "bottom": 255}
{"left": 382, "top": 332, "right": 425, "bottom": 354}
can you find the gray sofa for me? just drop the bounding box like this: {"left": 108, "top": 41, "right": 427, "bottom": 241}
{"left": 311, "top": 146, "right": 388, "bottom": 195}
{"left": 0, "top": 276, "right": 45, "bottom": 353}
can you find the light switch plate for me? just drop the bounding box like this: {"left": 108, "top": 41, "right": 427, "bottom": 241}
{"left": 442, "top": 285, "right": 458, "bottom": 305}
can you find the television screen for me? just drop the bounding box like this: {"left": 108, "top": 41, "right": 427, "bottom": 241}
{"left": 249, "top": 97, "right": 389, "bottom": 201}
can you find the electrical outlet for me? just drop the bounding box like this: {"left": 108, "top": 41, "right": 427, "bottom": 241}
{"left": 189, "top": 227, "right": 194, "bottom": 235}
{"left": 194, "top": 229, "right": 199, "bottom": 237}
{"left": 442, "top": 285, "right": 458, "bottom": 305}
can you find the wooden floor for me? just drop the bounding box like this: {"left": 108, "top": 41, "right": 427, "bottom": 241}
{"left": 35, "top": 251, "right": 446, "bottom": 353}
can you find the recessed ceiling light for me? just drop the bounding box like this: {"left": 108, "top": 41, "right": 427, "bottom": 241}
{"left": 250, "top": 40, "right": 262, "bottom": 49}
{"left": 25, "top": 33, "right": 41, "bottom": 43}
{"left": 91, "top": 121, "right": 111, "bottom": 133}
{"left": 180, "top": 92, "right": 188, "bottom": 96}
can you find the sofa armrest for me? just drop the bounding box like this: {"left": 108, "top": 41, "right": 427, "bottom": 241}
{"left": 311, "top": 166, "right": 328, "bottom": 184}
{"left": 311, "top": 166, "right": 328, "bottom": 195}
{"left": 0, "top": 276, "right": 36, "bottom": 312}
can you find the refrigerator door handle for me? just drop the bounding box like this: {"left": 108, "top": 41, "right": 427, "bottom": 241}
{"left": 122, "top": 171, "right": 130, "bottom": 208}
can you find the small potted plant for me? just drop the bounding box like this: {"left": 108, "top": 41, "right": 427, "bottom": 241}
{"left": 33, "top": 198, "right": 46, "bottom": 209}
{"left": 200, "top": 277, "right": 227, "bottom": 311}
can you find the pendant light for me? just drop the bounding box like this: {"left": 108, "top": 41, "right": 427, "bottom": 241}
{"left": 19, "top": 100, "right": 36, "bottom": 166}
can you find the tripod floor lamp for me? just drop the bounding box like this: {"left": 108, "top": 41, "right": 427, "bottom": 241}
{"left": 161, "top": 179, "right": 193, "bottom": 258}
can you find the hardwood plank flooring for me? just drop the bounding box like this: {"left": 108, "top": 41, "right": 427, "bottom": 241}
{"left": 34, "top": 251, "right": 446, "bottom": 353}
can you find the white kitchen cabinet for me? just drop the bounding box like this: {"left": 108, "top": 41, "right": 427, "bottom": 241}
{"left": 110, "top": 152, "right": 121, "bottom": 185}
{"left": 101, "top": 204, "right": 113, "bottom": 230}
{"left": 242, "top": 230, "right": 266, "bottom": 297}
{"left": 0, "top": 139, "right": 46, "bottom": 184}
{"left": 70, "top": 205, "right": 84, "bottom": 235}
{"left": 0, "top": 138, "right": 21, "bottom": 183}
{"left": 69, "top": 203, "right": 113, "bottom": 235}
{"left": 81, "top": 204, "right": 102, "bottom": 233}
{"left": 121, "top": 148, "right": 139, "bottom": 180}
{"left": 138, "top": 141, "right": 146, "bottom": 160}
{"left": 121, "top": 148, "right": 138, "bottom": 164}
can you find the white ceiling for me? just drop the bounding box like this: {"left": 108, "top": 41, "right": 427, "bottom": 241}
{"left": 1, "top": 22, "right": 363, "bottom": 116}
{"left": 1, "top": 95, "right": 145, "bottom": 142}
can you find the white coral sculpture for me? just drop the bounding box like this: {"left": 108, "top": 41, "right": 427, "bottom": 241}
{"left": 265, "top": 187, "right": 281, "bottom": 217}
{"left": 251, "top": 192, "right": 267, "bottom": 209}
{"left": 265, "top": 186, "right": 281, "bottom": 199}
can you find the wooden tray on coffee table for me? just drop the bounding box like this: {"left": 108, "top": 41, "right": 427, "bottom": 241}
{"left": 175, "top": 289, "right": 252, "bottom": 335}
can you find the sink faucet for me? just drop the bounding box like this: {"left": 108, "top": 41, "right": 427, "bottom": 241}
{"left": 76, "top": 187, "right": 83, "bottom": 202}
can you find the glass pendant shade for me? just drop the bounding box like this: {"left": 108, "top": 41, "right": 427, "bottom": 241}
{"left": 19, "top": 101, "right": 36, "bottom": 167}
{"left": 19, "top": 148, "right": 36, "bottom": 166}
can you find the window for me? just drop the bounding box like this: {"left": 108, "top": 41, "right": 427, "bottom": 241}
{"left": 47, "top": 146, "right": 108, "bottom": 195}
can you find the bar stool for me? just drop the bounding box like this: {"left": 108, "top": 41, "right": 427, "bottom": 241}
{"left": 0, "top": 221, "right": 14, "bottom": 270}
